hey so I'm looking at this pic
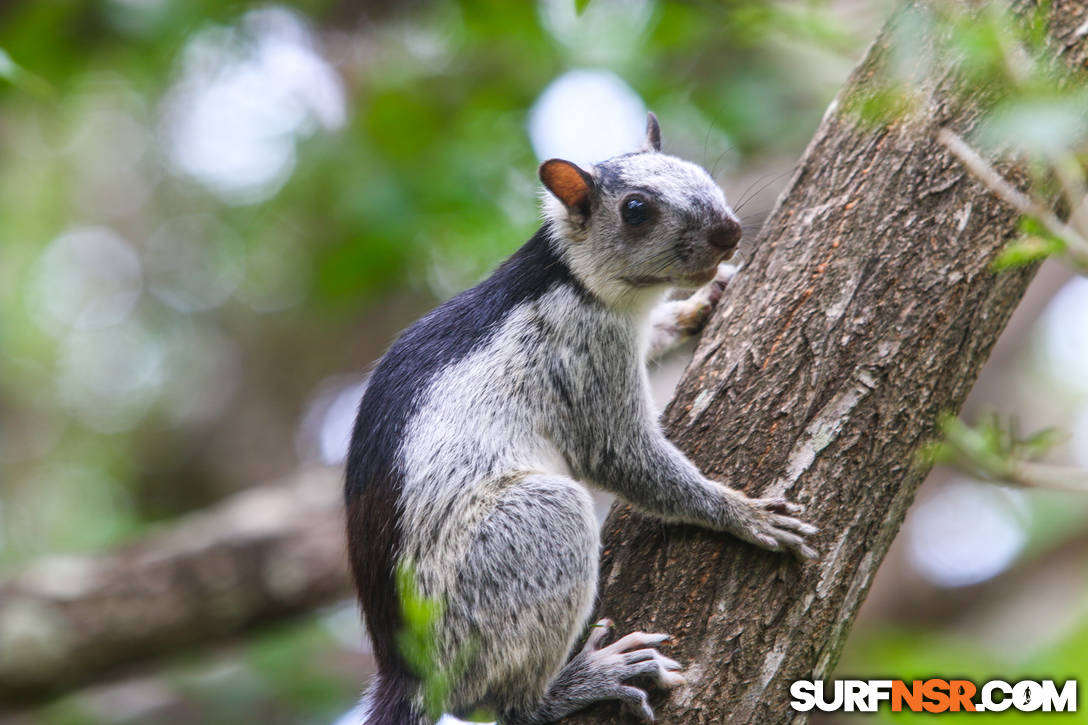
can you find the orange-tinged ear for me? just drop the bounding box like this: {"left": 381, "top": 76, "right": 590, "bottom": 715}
{"left": 539, "top": 159, "right": 595, "bottom": 217}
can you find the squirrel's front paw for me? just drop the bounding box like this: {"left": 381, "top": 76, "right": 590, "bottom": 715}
{"left": 731, "top": 494, "right": 819, "bottom": 560}
{"left": 684, "top": 262, "right": 738, "bottom": 327}
{"left": 671, "top": 263, "right": 739, "bottom": 336}
{"left": 701, "top": 261, "right": 738, "bottom": 309}
{"left": 647, "top": 263, "right": 739, "bottom": 360}
{"left": 574, "top": 619, "right": 685, "bottom": 722}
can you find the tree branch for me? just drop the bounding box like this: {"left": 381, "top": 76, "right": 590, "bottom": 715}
{"left": 0, "top": 468, "right": 351, "bottom": 706}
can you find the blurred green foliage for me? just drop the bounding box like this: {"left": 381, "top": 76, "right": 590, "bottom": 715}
{"left": 993, "top": 218, "right": 1068, "bottom": 270}
{"left": 841, "top": 618, "right": 1088, "bottom": 723}
{"left": 0, "top": 0, "right": 866, "bottom": 573}
{"left": 921, "top": 412, "right": 1064, "bottom": 483}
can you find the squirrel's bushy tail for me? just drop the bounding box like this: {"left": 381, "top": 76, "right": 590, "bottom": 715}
{"left": 356, "top": 674, "right": 428, "bottom": 725}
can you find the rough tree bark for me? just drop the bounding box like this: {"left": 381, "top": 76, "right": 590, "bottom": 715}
{"left": 570, "top": 2, "right": 1086, "bottom": 723}
{"left": 0, "top": 468, "right": 350, "bottom": 706}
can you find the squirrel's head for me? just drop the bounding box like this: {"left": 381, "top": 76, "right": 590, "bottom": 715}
{"left": 539, "top": 112, "right": 742, "bottom": 307}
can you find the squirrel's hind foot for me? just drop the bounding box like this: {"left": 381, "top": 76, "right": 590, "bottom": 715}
{"left": 564, "top": 619, "right": 685, "bottom": 722}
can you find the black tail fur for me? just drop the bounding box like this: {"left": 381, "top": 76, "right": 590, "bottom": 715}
{"left": 358, "top": 674, "right": 427, "bottom": 725}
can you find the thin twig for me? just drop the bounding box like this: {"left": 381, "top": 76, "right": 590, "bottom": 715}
{"left": 1010, "top": 460, "right": 1088, "bottom": 492}
{"left": 1052, "top": 154, "right": 1088, "bottom": 238}
{"left": 938, "top": 128, "right": 1088, "bottom": 265}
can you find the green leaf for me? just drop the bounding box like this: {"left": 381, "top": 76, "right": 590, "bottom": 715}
{"left": 979, "top": 94, "right": 1088, "bottom": 160}
{"left": 0, "top": 47, "right": 15, "bottom": 81}
{"left": 394, "top": 560, "right": 485, "bottom": 721}
{"left": 993, "top": 233, "right": 1067, "bottom": 270}
{"left": 0, "top": 46, "right": 53, "bottom": 97}
{"left": 926, "top": 412, "right": 1067, "bottom": 486}
{"left": 1020, "top": 427, "right": 1065, "bottom": 459}
{"left": 844, "top": 84, "right": 918, "bottom": 127}
{"left": 574, "top": 0, "right": 591, "bottom": 16}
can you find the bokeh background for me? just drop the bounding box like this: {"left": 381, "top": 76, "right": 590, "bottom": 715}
{"left": 1, "top": 1, "right": 1086, "bottom": 723}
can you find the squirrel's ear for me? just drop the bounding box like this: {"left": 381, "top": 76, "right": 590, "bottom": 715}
{"left": 539, "top": 159, "right": 596, "bottom": 217}
{"left": 642, "top": 111, "right": 662, "bottom": 153}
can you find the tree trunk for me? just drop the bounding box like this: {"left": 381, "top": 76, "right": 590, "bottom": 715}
{"left": 570, "top": 2, "right": 1087, "bottom": 723}
{"left": 0, "top": 468, "right": 351, "bottom": 707}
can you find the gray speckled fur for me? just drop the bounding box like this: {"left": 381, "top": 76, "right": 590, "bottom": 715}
{"left": 354, "top": 117, "right": 815, "bottom": 724}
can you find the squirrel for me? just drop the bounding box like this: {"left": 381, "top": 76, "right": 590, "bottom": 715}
{"left": 345, "top": 113, "right": 817, "bottom": 725}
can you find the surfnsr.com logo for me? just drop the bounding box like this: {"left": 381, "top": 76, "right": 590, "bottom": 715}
{"left": 790, "top": 679, "right": 1078, "bottom": 713}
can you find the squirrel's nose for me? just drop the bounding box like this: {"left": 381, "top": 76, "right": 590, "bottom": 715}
{"left": 707, "top": 216, "right": 742, "bottom": 251}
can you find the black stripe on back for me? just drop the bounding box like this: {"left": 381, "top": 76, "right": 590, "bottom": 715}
{"left": 344, "top": 224, "right": 590, "bottom": 679}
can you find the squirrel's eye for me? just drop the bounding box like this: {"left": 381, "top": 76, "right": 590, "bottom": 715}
{"left": 621, "top": 196, "right": 651, "bottom": 226}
